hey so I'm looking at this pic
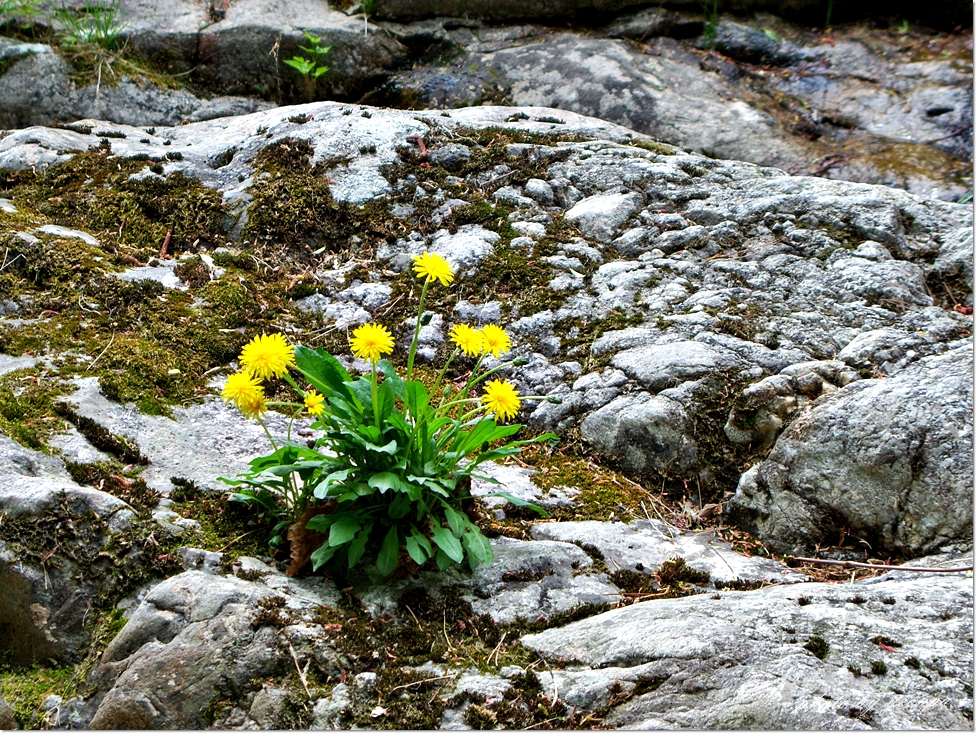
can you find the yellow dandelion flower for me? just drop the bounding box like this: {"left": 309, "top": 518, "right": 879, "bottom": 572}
{"left": 238, "top": 391, "right": 268, "bottom": 420}
{"left": 479, "top": 324, "right": 511, "bottom": 358}
{"left": 350, "top": 322, "right": 394, "bottom": 363}
{"left": 222, "top": 371, "right": 263, "bottom": 407}
{"left": 239, "top": 333, "right": 295, "bottom": 380}
{"left": 481, "top": 379, "right": 521, "bottom": 421}
{"left": 450, "top": 323, "right": 483, "bottom": 357}
{"left": 412, "top": 251, "right": 454, "bottom": 286}
{"left": 304, "top": 390, "right": 326, "bottom": 417}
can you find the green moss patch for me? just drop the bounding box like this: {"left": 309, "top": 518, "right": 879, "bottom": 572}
{"left": 803, "top": 634, "right": 830, "bottom": 660}
{"left": 2, "top": 148, "right": 226, "bottom": 263}
{"left": 0, "top": 662, "right": 80, "bottom": 729}
{"left": 302, "top": 585, "right": 613, "bottom": 730}
{"left": 0, "top": 368, "right": 73, "bottom": 451}
{"left": 166, "top": 477, "right": 275, "bottom": 559}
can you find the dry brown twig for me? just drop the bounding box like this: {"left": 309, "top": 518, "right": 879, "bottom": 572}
{"left": 793, "top": 557, "right": 972, "bottom": 573}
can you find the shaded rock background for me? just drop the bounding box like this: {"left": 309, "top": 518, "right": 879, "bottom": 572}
{"left": 369, "top": 0, "right": 972, "bottom": 28}
{"left": 0, "top": 1, "right": 971, "bottom": 199}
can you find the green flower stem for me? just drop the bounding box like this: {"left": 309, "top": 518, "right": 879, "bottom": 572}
{"left": 464, "top": 358, "right": 514, "bottom": 388}
{"left": 442, "top": 352, "right": 488, "bottom": 412}
{"left": 434, "top": 396, "right": 481, "bottom": 417}
{"left": 406, "top": 278, "right": 430, "bottom": 383}
{"left": 429, "top": 347, "right": 460, "bottom": 401}
{"left": 458, "top": 406, "right": 489, "bottom": 422}
{"left": 371, "top": 359, "right": 381, "bottom": 428}
{"left": 257, "top": 417, "right": 279, "bottom": 451}
{"left": 444, "top": 355, "right": 517, "bottom": 413}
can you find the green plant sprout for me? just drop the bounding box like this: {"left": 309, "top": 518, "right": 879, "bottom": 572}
{"left": 701, "top": 0, "right": 719, "bottom": 48}
{"left": 824, "top": 0, "right": 835, "bottom": 28}
{"left": 54, "top": 0, "right": 126, "bottom": 50}
{"left": 360, "top": 0, "right": 375, "bottom": 36}
{"left": 283, "top": 30, "right": 331, "bottom": 102}
{"left": 220, "top": 252, "right": 557, "bottom": 578}
{"left": 0, "top": 0, "right": 41, "bottom": 28}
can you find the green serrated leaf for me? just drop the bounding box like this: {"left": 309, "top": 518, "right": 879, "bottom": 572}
{"left": 482, "top": 491, "right": 548, "bottom": 516}
{"left": 311, "top": 542, "right": 338, "bottom": 571}
{"left": 409, "top": 528, "right": 433, "bottom": 556}
{"left": 462, "top": 528, "right": 493, "bottom": 566}
{"left": 305, "top": 513, "right": 340, "bottom": 532}
{"left": 435, "top": 549, "right": 454, "bottom": 571}
{"left": 405, "top": 536, "right": 429, "bottom": 565}
{"left": 388, "top": 493, "right": 412, "bottom": 519}
{"left": 347, "top": 522, "right": 372, "bottom": 568}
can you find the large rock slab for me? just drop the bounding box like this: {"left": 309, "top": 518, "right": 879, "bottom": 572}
{"left": 354, "top": 536, "right": 623, "bottom": 624}
{"left": 84, "top": 566, "right": 341, "bottom": 729}
{"left": 522, "top": 558, "right": 974, "bottom": 729}
{"left": 0, "top": 102, "right": 970, "bottom": 552}
{"left": 372, "top": 0, "right": 972, "bottom": 26}
{"left": 114, "top": 0, "right": 406, "bottom": 102}
{"left": 372, "top": 19, "right": 971, "bottom": 200}
{"left": 531, "top": 520, "right": 807, "bottom": 584}
{"left": 580, "top": 392, "right": 698, "bottom": 476}
{"left": 60, "top": 376, "right": 307, "bottom": 495}
{"left": 731, "top": 342, "right": 974, "bottom": 556}
{"left": 0, "top": 434, "right": 135, "bottom": 665}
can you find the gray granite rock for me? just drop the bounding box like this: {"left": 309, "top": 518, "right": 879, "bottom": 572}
{"left": 0, "top": 434, "right": 134, "bottom": 665}
{"left": 58, "top": 376, "right": 306, "bottom": 495}
{"left": 522, "top": 558, "right": 974, "bottom": 729}
{"left": 0, "top": 697, "right": 14, "bottom": 730}
{"left": 531, "top": 520, "right": 806, "bottom": 585}
{"left": 81, "top": 562, "right": 342, "bottom": 729}
{"left": 732, "top": 343, "right": 973, "bottom": 556}
{"left": 580, "top": 392, "right": 697, "bottom": 476}
{"left": 354, "top": 535, "right": 622, "bottom": 625}
{"left": 564, "top": 191, "right": 642, "bottom": 241}
{"left": 0, "top": 42, "right": 273, "bottom": 129}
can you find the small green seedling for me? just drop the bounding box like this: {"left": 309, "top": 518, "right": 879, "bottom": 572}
{"left": 283, "top": 30, "right": 331, "bottom": 102}
{"left": 701, "top": 0, "right": 719, "bottom": 47}
{"left": 0, "top": 0, "right": 42, "bottom": 28}
{"left": 54, "top": 0, "right": 126, "bottom": 50}
{"left": 361, "top": 0, "right": 375, "bottom": 35}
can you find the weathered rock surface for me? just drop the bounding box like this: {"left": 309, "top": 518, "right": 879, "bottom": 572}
{"left": 370, "top": 0, "right": 972, "bottom": 27}
{"left": 732, "top": 342, "right": 974, "bottom": 556}
{"left": 83, "top": 566, "right": 341, "bottom": 729}
{"left": 371, "top": 18, "right": 972, "bottom": 200}
{"left": 61, "top": 376, "right": 307, "bottom": 495}
{"left": 1, "top": 101, "right": 971, "bottom": 557}
{"left": 522, "top": 557, "right": 974, "bottom": 729}
{"left": 0, "top": 434, "right": 134, "bottom": 665}
{"left": 72, "top": 537, "right": 617, "bottom": 729}
{"left": 0, "top": 97, "right": 971, "bottom": 730}
{"left": 45, "top": 0, "right": 404, "bottom": 105}
{"left": 4, "top": 5, "right": 969, "bottom": 199}
{"left": 531, "top": 520, "right": 807, "bottom": 584}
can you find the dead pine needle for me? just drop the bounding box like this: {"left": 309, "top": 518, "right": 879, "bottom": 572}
{"left": 286, "top": 640, "right": 311, "bottom": 698}
{"left": 87, "top": 333, "right": 116, "bottom": 371}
